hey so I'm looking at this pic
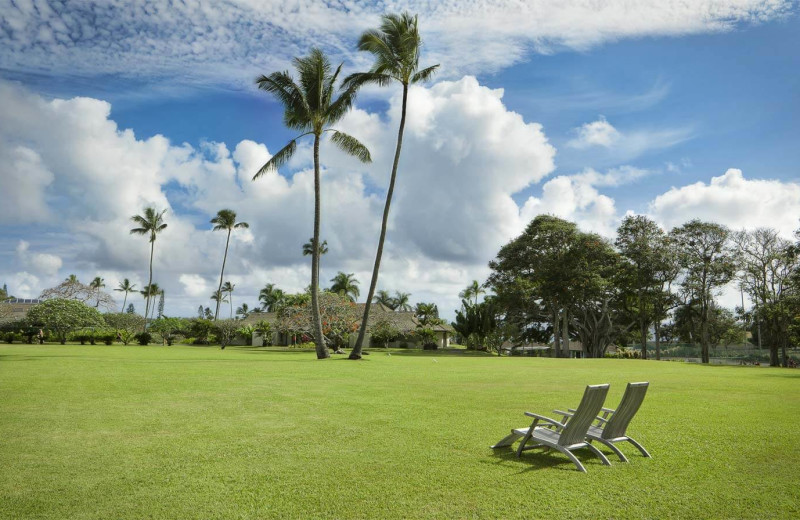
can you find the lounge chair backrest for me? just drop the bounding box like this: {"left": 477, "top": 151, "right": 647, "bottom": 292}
{"left": 558, "top": 384, "right": 610, "bottom": 446}
{"left": 602, "top": 382, "right": 648, "bottom": 440}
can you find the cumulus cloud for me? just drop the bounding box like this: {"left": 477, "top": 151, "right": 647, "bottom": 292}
{"left": 0, "top": 77, "right": 557, "bottom": 318}
{"left": 0, "top": 1, "right": 792, "bottom": 86}
{"left": 568, "top": 117, "right": 621, "bottom": 148}
{"left": 648, "top": 168, "right": 800, "bottom": 238}
{"left": 15, "top": 240, "right": 62, "bottom": 276}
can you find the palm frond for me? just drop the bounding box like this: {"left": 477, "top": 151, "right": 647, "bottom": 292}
{"left": 326, "top": 86, "right": 358, "bottom": 124}
{"left": 342, "top": 71, "right": 394, "bottom": 90}
{"left": 234, "top": 222, "right": 250, "bottom": 229}
{"left": 330, "top": 131, "right": 371, "bottom": 163}
{"left": 256, "top": 71, "right": 310, "bottom": 130}
{"left": 252, "top": 138, "right": 298, "bottom": 180}
{"left": 411, "top": 64, "right": 439, "bottom": 84}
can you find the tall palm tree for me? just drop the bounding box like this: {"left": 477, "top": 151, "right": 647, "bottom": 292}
{"left": 373, "top": 289, "right": 395, "bottom": 309}
{"left": 329, "top": 272, "right": 360, "bottom": 302}
{"left": 459, "top": 280, "right": 485, "bottom": 306}
{"left": 222, "top": 281, "right": 235, "bottom": 319}
{"left": 346, "top": 12, "right": 439, "bottom": 359}
{"left": 259, "top": 283, "right": 285, "bottom": 312}
{"left": 210, "top": 209, "right": 249, "bottom": 321}
{"left": 130, "top": 207, "right": 168, "bottom": 330}
{"left": 393, "top": 291, "right": 412, "bottom": 311}
{"left": 89, "top": 276, "right": 105, "bottom": 308}
{"left": 115, "top": 278, "right": 136, "bottom": 312}
{"left": 253, "top": 48, "right": 372, "bottom": 359}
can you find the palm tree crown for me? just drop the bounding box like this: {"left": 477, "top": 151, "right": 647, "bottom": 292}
{"left": 302, "top": 238, "right": 328, "bottom": 257}
{"left": 393, "top": 291, "right": 412, "bottom": 311}
{"left": 330, "top": 272, "right": 360, "bottom": 302}
{"left": 373, "top": 289, "right": 395, "bottom": 309}
{"left": 459, "top": 280, "right": 485, "bottom": 306}
{"left": 259, "top": 283, "right": 285, "bottom": 312}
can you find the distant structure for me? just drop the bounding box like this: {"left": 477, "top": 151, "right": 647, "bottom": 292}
{"left": 0, "top": 298, "right": 43, "bottom": 322}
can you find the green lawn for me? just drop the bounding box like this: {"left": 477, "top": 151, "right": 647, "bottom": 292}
{"left": 1, "top": 345, "right": 799, "bottom": 519}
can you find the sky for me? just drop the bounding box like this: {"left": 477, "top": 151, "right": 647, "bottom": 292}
{"left": 1, "top": 0, "right": 799, "bottom": 320}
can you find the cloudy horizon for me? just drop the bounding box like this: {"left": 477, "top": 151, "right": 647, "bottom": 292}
{"left": 1, "top": 1, "right": 798, "bottom": 319}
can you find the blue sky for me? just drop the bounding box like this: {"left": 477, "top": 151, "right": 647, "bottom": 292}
{"left": 1, "top": 1, "right": 798, "bottom": 318}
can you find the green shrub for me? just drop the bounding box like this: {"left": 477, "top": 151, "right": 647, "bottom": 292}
{"left": 134, "top": 332, "right": 152, "bottom": 346}
{"left": 290, "top": 341, "right": 316, "bottom": 349}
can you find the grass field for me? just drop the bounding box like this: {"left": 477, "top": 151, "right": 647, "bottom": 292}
{"left": 1, "top": 344, "right": 799, "bottom": 519}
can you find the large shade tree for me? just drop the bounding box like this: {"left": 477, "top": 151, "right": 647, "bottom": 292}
{"left": 671, "top": 220, "right": 736, "bottom": 364}
{"left": 130, "top": 207, "right": 167, "bottom": 330}
{"left": 210, "top": 209, "right": 249, "bottom": 321}
{"left": 254, "top": 48, "right": 371, "bottom": 360}
{"left": 348, "top": 12, "right": 439, "bottom": 360}
{"left": 26, "top": 299, "right": 103, "bottom": 344}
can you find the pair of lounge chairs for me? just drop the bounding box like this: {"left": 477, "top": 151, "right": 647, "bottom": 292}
{"left": 491, "top": 382, "right": 650, "bottom": 472}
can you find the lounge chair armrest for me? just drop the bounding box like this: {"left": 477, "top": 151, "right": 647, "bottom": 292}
{"left": 553, "top": 409, "right": 573, "bottom": 417}
{"left": 524, "top": 412, "right": 567, "bottom": 430}
{"left": 601, "top": 407, "right": 616, "bottom": 414}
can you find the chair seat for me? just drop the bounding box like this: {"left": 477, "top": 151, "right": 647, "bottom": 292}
{"left": 513, "top": 426, "right": 588, "bottom": 450}
{"left": 587, "top": 424, "right": 629, "bottom": 442}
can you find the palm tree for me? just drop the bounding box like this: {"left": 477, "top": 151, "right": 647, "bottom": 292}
{"left": 130, "top": 207, "right": 168, "bottom": 329}
{"left": 211, "top": 289, "right": 228, "bottom": 309}
{"left": 140, "top": 283, "right": 161, "bottom": 322}
{"left": 89, "top": 276, "right": 105, "bottom": 308}
{"left": 210, "top": 209, "right": 249, "bottom": 321}
{"left": 459, "top": 280, "right": 485, "bottom": 306}
{"left": 329, "top": 272, "right": 360, "bottom": 302}
{"left": 259, "top": 283, "right": 285, "bottom": 312}
{"left": 115, "top": 278, "right": 136, "bottom": 312}
{"left": 346, "top": 12, "right": 439, "bottom": 359}
{"left": 302, "top": 237, "right": 328, "bottom": 283}
{"left": 393, "top": 291, "right": 412, "bottom": 311}
{"left": 373, "top": 289, "right": 396, "bottom": 309}
{"left": 222, "top": 281, "right": 235, "bottom": 319}
{"left": 415, "top": 302, "right": 439, "bottom": 325}
{"left": 253, "top": 48, "right": 372, "bottom": 359}
{"left": 236, "top": 303, "right": 250, "bottom": 320}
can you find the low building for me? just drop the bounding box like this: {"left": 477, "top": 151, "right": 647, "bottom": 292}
{"left": 0, "top": 298, "right": 42, "bottom": 323}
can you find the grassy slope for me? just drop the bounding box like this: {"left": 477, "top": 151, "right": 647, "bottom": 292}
{"left": 1, "top": 345, "right": 798, "bottom": 519}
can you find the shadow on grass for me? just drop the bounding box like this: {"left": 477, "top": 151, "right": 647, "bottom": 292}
{"left": 487, "top": 446, "right": 614, "bottom": 473}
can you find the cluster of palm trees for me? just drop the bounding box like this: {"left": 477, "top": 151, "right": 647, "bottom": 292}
{"left": 210, "top": 281, "right": 236, "bottom": 319}
{"left": 372, "top": 289, "right": 412, "bottom": 311}
{"left": 252, "top": 12, "right": 437, "bottom": 359}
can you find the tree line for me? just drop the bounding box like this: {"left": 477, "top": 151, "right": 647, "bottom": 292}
{"left": 456, "top": 214, "right": 799, "bottom": 367}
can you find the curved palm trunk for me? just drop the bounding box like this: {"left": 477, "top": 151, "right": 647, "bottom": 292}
{"left": 122, "top": 292, "right": 128, "bottom": 313}
{"left": 214, "top": 230, "right": 232, "bottom": 321}
{"left": 229, "top": 292, "right": 233, "bottom": 319}
{"left": 351, "top": 84, "right": 409, "bottom": 359}
{"left": 144, "top": 240, "right": 154, "bottom": 331}
{"left": 311, "top": 134, "right": 329, "bottom": 359}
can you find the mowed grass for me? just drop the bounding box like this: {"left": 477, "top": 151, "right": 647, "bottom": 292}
{"left": 1, "top": 345, "right": 799, "bottom": 519}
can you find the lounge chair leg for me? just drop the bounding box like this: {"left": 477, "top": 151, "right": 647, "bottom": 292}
{"left": 597, "top": 439, "right": 628, "bottom": 462}
{"left": 516, "top": 430, "right": 533, "bottom": 458}
{"left": 491, "top": 432, "right": 521, "bottom": 449}
{"left": 626, "top": 437, "right": 651, "bottom": 458}
{"left": 585, "top": 442, "right": 611, "bottom": 466}
{"left": 555, "top": 446, "right": 587, "bottom": 473}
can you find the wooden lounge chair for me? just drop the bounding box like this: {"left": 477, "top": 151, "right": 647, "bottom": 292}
{"left": 491, "top": 384, "right": 612, "bottom": 473}
{"left": 557, "top": 381, "right": 651, "bottom": 462}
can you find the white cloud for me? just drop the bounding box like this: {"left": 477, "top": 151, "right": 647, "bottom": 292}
{"left": 0, "top": 77, "right": 556, "bottom": 319}
{"left": 568, "top": 117, "right": 621, "bottom": 148}
{"left": 648, "top": 168, "right": 800, "bottom": 238}
{"left": 0, "top": 1, "right": 792, "bottom": 86}
{"left": 15, "top": 240, "right": 62, "bottom": 276}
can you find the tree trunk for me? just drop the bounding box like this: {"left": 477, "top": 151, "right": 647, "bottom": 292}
{"left": 144, "top": 239, "right": 154, "bottom": 331}
{"left": 654, "top": 320, "right": 661, "bottom": 360}
{"left": 215, "top": 229, "right": 231, "bottom": 321}
{"left": 562, "top": 310, "right": 570, "bottom": 358}
{"left": 122, "top": 292, "right": 128, "bottom": 314}
{"left": 351, "top": 84, "right": 409, "bottom": 360}
{"left": 311, "top": 134, "right": 328, "bottom": 359}
{"left": 552, "top": 307, "right": 561, "bottom": 357}
{"left": 638, "top": 290, "right": 648, "bottom": 359}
